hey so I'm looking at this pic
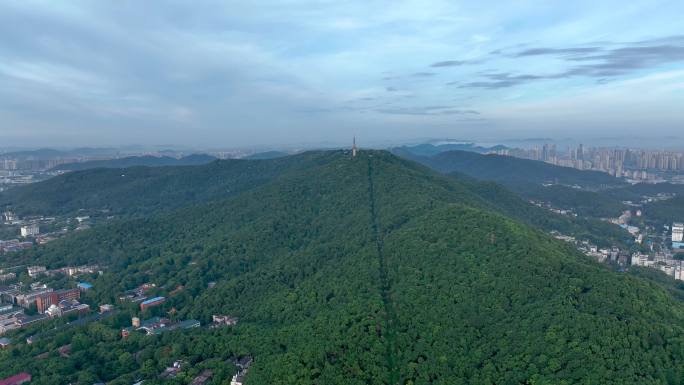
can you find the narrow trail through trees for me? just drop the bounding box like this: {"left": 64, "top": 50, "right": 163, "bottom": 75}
{"left": 367, "top": 157, "right": 401, "bottom": 385}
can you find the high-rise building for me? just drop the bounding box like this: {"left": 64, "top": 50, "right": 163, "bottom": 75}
{"left": 673, "top": 223, "right": 684, "bottom": 249}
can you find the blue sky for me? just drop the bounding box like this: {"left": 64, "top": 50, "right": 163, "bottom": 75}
{"left": 1, "top": 0, "right": 683, "bottom": 148}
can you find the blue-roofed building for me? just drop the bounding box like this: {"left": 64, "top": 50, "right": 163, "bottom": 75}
{"left": 140, "top": 296, "right": 166, "bottom": 311}
{"left": 77, "top": 282, "right": 93, "bottom": 291}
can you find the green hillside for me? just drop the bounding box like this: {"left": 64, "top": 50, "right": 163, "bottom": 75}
{"left": 2, "top": 151, "right": 683, "bottom": 384}
{"left": 394, "top": 149, "right": 630, "bottom": 219}
{"left": 52, "top": 154, "right": 216, "bottom": 171}
{"left": 398, "top": 149, "right": 623, "bottom": 189}
{"left": 0, "top": 152, "right": 329, "bottom": 217}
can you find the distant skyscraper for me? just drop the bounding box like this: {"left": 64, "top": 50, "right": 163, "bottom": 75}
{"left": 352, "top": 137, "right": 358, "bottom": 157}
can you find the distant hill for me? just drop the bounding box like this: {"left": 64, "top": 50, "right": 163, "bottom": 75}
{"left": 0, "top": 147, "right": 120, "bottom": 160}
{"left": 0, "top": 152, "right": 341, "bottom": 217}
{"left": 243, "top": 151, "right": 290, "bottom": 160}
{"left": 393, "top": 142, "right": 508, "bottom": 157}
{"left": 52, "top": 154, "right": 217, "bottom": 171}
{"left": 2, "top": 150, "right": 683, "bottom": 384}
{"left": 397, "top": 149, "right": 624, "bottom": 189}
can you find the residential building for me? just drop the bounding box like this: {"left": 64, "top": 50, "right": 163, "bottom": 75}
{"left": 27, "top": 265, "right": 46, "bottom": 277}
{"left": 36, "top": 288, "right": 80, "bottom": 313}
{"left": 673, "top": 222, "right": 684, "bottom": 249}
{"left": 0, "top": 273, "right": 15, "bottom": 283}
{"left": 20, "top": 224, "right": 39, "bottom": 238}
{"left": 212, "top": 314, "right": 238, "bottom": 326}
{"left": 140, "top": 296, "right": 165, "bottom": 311}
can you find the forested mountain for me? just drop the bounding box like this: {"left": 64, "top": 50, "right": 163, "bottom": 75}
{"left": 2, "top": 151, "right": 683, "bottom": 384}
{"left": 394, "top": 149, "right": 630, "bottom": 218}
{"left": 397, "top": 149, "right": 623, "bottom": 189}
{"left": 393, "top": 143, "right": 508, "bottom": 157}
{"left": 0, "top": 152, "right": 331, "bottom": 217}
{"left": 243, "top": 151, "right": 290, "bottom": 160}
{"left": 52, "top": 154, "right": 217, "bottom": 171}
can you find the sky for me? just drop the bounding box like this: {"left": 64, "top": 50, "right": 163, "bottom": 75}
{"left": 1, "top": 0, "right": 684, "bottom": 148}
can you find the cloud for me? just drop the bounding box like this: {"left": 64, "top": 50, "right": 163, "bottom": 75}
{"left": 453, "top": 73, "right": 545, "bottom": 89}
{"left": 376, "top": 106, "right": 479, "bottom": 116}
{"left": 431, "top": 60, "right": 469, "bottom": 67}
{"left": 458, "top": 36, "right": 684, "bottom": 88}
{"left": 411, "top": 72, "right": 435, "bottom": 77}
{"left": 513, "top": 47, "right": 602, "bottom": 57}
{"left": 430, "top": 60, "right": 478, "bottom": 67}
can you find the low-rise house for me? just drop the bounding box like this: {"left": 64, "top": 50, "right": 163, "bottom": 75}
{"left": 212, "top": 314, "right": 238, "bottom": 326}
{"left": 140, "top": 296, "right": 165, "bottom": 311}
{"left": 0, "top": 337, "right": 11, "bottom": 348}
{"left": 26, "top": 265, "right": 46, "bottom": 277}
{"left": 123, "top": 316, "right": 200, "bottom": 336}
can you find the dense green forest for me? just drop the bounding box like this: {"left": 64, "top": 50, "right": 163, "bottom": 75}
{"left": 396, "top": 149, "right": 623, "bottom": 189}
{"left": 1, "top": 151, "right": 683, "bottom": 384}
{"left": 510, "top": 183, "right": 627, "bottom": 218}
{"left": 395, "top": 148, "right": 684, "bottom": 229}
{"left": 642, "top": 196, "right": 684, "bottom": 227}
{"left": 0, "top": 152, "right": 332, "bottom": 217}
{"left": 52, "top": 154, "right": 216, "bottom": 171}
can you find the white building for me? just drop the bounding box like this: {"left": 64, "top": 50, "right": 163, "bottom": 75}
{"left": 673, "top": 222, "right": 684, "bottom": 243}
{"left": 27, "top": 266, "right": 46, "bottom": 278}
{"left": 2, "top": 211, "right": 16, "bottom": 222}
{"left": 20, "top": 224, "right": 39, "bottom": 237}
{"left": 45, "top": 304, "right": 62, "bottom": 318}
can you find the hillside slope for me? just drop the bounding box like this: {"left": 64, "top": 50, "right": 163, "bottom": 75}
{"left": 52, "top": 154, "right": 216, "bottom": 171}
{"left": 0, "top": 152, "right": 331, "bottom": 217}
{"left": 398, "top": 149, "right": 623, "bottom": 188}
{"left": 2, "top": 151, "right": 684, "bottom": 384}
{"left": 395, "top": 149, "right": 629, "bottom": 218}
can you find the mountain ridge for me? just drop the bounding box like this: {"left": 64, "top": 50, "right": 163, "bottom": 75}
{"left": 2, "top": 150, "right": 683, "bottom": 384}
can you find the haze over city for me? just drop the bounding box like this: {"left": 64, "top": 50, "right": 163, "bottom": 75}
{"left": 2, "top": 0, "right": 684, "bottom": 148}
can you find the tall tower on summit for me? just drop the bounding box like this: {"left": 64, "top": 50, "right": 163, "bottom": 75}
{"left": 352, "top": 137, "right": 358, "bottom": 157}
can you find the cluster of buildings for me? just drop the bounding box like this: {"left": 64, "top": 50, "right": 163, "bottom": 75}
{"left": 0, "top": 264, "right": 100, "bottom": 335}
{"left": 121, "top": 316, "right": 200, "bottom": 338}
{"left": 554, "top": 219, "right": 684, "bottom": 281}
{"left": 25, "top": 264, "right": 102, "bottom": 279}
{"left": 230, "top": 356, "right": 253, "bottom": 385}
{"left": 0, "top": 281, "right": 93, "bottom": 335}
{"left": 529, "top": 199, "right": 577, "bottom": 217}
{"left": 0, "top": 240, "right": 32, "bottom": 254}
{"left": 118, "top": 282, "right": 157, "bottom": 304}
{"left": 211, "top": 314, "right": 239, "bottom": 327}
{"left": 0, "top": 157, "right": 75, "bottom": 172}
{"left": 492, "top": 144, "right": 684, "bottom": 180}
{"left": 631, "top": 252, "right": 684, "bottom": 279}
{"left": 1, "top": 212, "right": 91, "bottom": 255}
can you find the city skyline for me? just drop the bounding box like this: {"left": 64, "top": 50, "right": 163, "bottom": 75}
{"left": 1, "top": 1, "right": 684, "bottom": 147}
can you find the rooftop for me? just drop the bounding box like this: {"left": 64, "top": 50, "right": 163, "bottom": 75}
{"left": 141, "top": 296, "right": 165, "bottom": 305}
